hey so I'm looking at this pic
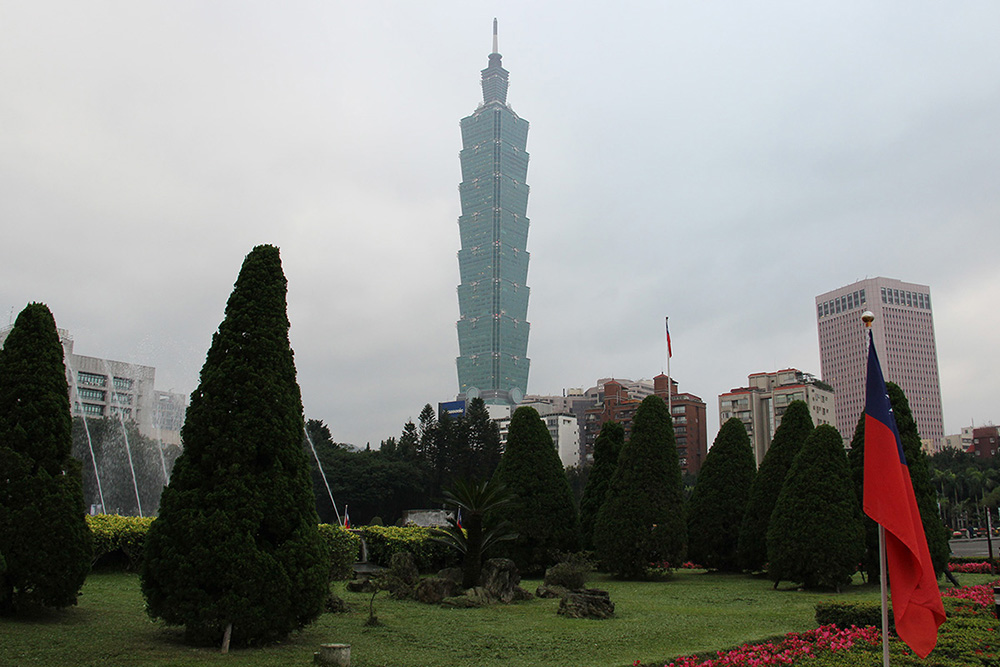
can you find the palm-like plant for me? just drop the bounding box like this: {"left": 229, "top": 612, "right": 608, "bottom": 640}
{"left": 433, "top": 477, "right": 517, "bottom": 589}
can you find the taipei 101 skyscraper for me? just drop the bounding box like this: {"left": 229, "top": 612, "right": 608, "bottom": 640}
{"left": 455, "top": 20, "right": 531, "bottom": 406}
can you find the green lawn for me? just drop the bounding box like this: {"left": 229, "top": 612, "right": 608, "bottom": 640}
{"left": 1, "top": 570, "right": 989, "bottom": 667}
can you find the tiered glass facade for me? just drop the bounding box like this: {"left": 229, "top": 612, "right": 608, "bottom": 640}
{"left": 455, "top": 31, "right": 531, "bottom": 405}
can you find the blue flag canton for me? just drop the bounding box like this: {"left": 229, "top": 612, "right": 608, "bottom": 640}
{"left": 865, "top": 330, "right": 908, "bottom": 467}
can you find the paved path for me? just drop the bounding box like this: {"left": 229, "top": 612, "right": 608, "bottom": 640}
{"left": 950, "top": 537, "right": 999, "bottom": 559}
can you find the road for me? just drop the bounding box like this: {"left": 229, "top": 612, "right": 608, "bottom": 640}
{"left": 949, "top": 537, "right": 999, "bottom": 559}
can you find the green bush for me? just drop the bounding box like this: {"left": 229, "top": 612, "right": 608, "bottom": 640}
{"left": 357, "top": 525, "right": 456, "bottom": 572}
{"left": 317, "top": 524, "right": 360, "bottom": 581}
{"left": 86, "top": 514, "right": 154, "bottom": 570}
{"left": 815, "top": 601, "right": 888, "bottom": 630}
{"left": 544, "top": 561, "right": 591, "bottom": 590}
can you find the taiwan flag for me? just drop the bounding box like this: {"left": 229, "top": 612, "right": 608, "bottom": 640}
{"left": 863, "top": 330, "right": 945, "bottom": 658}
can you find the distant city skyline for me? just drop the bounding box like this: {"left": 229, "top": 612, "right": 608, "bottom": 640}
{"left": 2, "top": 4, "right": 998, "bottom": 447}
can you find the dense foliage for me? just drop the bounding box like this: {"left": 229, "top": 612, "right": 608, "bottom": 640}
{"left": 492, "top": 406, "right": 580, "bottom": 575}
{"left": 687, "top": 417, "right": 756, "bottom": 571}
{"left": 306, "top": 420, "right": 427, "bottom": 526}
{"left": 141, "top": 245, "right": 328, "bottom": 646}
{"left": 768, "top": 424, "right": 863, "bottom": 589}
{"left": 0, "top": 303, "right": 92, "bottom": 613}
{"left": 578, "top": 420, "right": 624, "bottom": 550}
{"left": 738, "top": 400, "right": 814, "bottom": 572}
{"left": 356, "top": 525, "right": 457, "bottom": 573}
{"left": 594, "top": 395, "right": 686, "bottom": 578}
{"left": 87, "top": 514, "right": 154, "bottom": 570}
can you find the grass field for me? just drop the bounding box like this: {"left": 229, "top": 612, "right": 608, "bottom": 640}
{"left": 1, "top": 570, "right": 991, "bottom": 667}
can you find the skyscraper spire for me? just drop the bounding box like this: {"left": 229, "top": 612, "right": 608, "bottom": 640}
{"left": 481, "top": 19, "right": 508, "bottom": 105}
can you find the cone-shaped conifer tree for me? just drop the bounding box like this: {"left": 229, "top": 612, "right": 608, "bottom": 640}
{"left": 141, "top": 246, "right": 327, "bottom": 646}
{"left": 594, "top": 395, "right": 686, "bottom": 578}
{"left": 687, "top": 417, "right": 756, "bottom": 571}
{"left": 0, "top": 304, "right": 92, "bottom": 614}
{"left": 578, "top": 420, "right": 624, "bottom": 550}
{"left": 848, "top": 382, "right": 949, "bottom": 580}
{"left": 768, "top": 424, "right": 863, "bottom": 590}
{"left": 738, "top": 401, "right": 814, "bottom": 572}
{"left": 492, "top": 406, "right": 579, "bottom": 575}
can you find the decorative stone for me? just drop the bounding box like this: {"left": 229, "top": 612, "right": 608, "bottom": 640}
{"left": 314, "top": 643, "right": 351, "bottom": 666}
{"left": 413, "top": 576, "right": 458, "bottom": 604}
{"left": 557, "top": 589, "right": 615, "bottom": 619}
{"left": 345, "top": 577, "right": 374, "bottom": 593}
{"left": 437, "top": 567, "right": 463, "bottom": 585}
{"left": 535, "top": 584, "right": 569, "bottom": 599}
{"left": 480, "top": 558, "right": 521, "bottom": 603}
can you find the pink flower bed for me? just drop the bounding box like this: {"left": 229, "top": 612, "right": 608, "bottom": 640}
{"left": 942, "top": 578, "right": 1000, "bottom": 607}
{"left": 948, "top": 561, "right": 996, "bottom": 574}
{"left": 644, "top": 625, "right": 881, "bottom": 667}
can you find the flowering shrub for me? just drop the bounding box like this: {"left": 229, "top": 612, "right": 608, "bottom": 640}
{"left": 86, "top": 514, "right": 154, "bottom": 569}
{"left": 653, "top": 625, "right": 880, "bottom": 667}
{"left": 949, "top": 561, "right": 996, "bottom": 574}
{"left": 651, "top": 561, "right": 704, "bottom": 571}
{"left": 942, "top": 579, "right": 1000, "bottom": 608}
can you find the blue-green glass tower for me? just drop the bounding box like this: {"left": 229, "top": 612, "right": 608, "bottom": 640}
{"left": 456, "top": 20, "right": 530, "bottom": 406}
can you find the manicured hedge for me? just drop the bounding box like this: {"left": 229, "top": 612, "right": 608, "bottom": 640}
{"left": 86, "top": 514, "right": 154, "bottom": 570}
{"left": 815, "top": 601, "right": 889, "bottom": 631}
{"left": 318, "top": 524, "right": 361, "bottom": 581}
{"left": 356, "top": 525, "right": 457, "bottom": 572}
{"left": 86, "top": 515, "right": 360, "bottom": 579}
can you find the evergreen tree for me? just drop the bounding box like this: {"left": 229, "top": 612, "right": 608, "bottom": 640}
{"left": 593, "top": 396, "right": 686, "bottom": 578}
{"left": 465, "top": 397, "right": 502, "bottom": 481}
{"left": 688, "top": 418, "right": 756, "bottom": 571}
{"left": 738, "top": 401, "right": 814, "bottom": 572}
{"left": 768, "top": 424, "right": 863, "bottom": 590}
{"left": 141, "top": 246, "right": 327, "bottom": 647}
{"left": 0, "top": 303, "right": 92, "bottom": 614}
{"left": 578, "top": 420, "right": 624, "bottom": 550}
{"left": 848, "top": 383, "right": 950, "bottom": 580}
{"left": 397, "top": 420, "right": 419, "bottom": 462}
{"left": 492, "top": 406, "right": 579, "bottom": 575}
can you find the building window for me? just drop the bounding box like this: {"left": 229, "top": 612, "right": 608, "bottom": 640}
{"left": 113, "top": 377, "right": 134, "bottom": 391}
{"left": 79, "top": 372, "right": 106, "bottom": 387}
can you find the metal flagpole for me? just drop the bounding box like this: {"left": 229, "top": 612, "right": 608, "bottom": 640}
{"left": 879, "top": 524, "right": 891, "bottom": 667}
{"left": 865, "top": 310, "right": 891, "bottom": 667}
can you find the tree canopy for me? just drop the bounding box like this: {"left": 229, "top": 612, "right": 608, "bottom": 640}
{"left": 141, "top": 245, "right": 327, "bottom": 647}
{"left": 0, "top": 303, "right": 92, "bottom": 614}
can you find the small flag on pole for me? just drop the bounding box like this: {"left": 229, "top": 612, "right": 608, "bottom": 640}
{"left": 863, "top": 329, "right": 944, "bottom": 658}
{"left": 456, "top": 508, "right": 463, "bottom": 530}
{"left": 343, "top": 506, "right": 351, "bottom": 530}
{"left": 665, "top": 317, "right": 672, "bottom": 358}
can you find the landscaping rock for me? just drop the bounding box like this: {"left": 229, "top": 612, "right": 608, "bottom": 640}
{"left": 324, "top": 593, "right": 351, "bottom": 613}
{"left": 381, "top": 552, "right": 420, "bottom": 599}
{"left": 557, "top": 588, "right": 615, "bottom": 619}
{"left": 535, "top": 584, "right": 569, "bottom": 599}
{"left": 480, "top": 558, "right": 521, "bottom": 603}
{"left": 442, "top": 586, "right": 492, "bottom": 608}
{"left": 413, "top": 576, "right": 458, "bottom": 604}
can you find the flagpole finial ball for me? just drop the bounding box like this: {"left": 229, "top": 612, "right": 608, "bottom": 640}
{"left": 861, "top": 311, "right": 875, "bottom": 327}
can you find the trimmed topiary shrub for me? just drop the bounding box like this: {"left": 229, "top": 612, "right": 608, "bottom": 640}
{"left": 578, "top": 421, "right": 624, "bottom": 551}
{"left": 687, "top": 418, "right": 756, "bottom": 571}
{"left": 141, "top": 246, "right": 328, "bottom": 647}
{"left": 0, "top": 303, "right": 93, "bottom": 614}
{"left": 492, "top": 407, "right": 580, "bottom": 575}
{"left": 594, "top": 395, "right": 686, "bottom": 578}
{"left": 768, "top": 424, "right": 863, "bottom": 590}
{"left": 738, "top": 400, "right": 813, "bottom": 572}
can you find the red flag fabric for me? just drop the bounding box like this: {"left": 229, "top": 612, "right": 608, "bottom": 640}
{"left": 863, "top": 330, "right": 945, "bottom": 658}
{"left": 665, "top": 317, "right": 672, "bottom": 358}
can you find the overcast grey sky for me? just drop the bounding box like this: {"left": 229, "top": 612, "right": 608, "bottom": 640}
{"left": 3, "top": 2, "right": 998, "bottom": 447}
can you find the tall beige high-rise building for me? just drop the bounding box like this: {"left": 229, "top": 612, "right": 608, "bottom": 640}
{"left": 816, "top": 277, "right": 944, "bottom": 443}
